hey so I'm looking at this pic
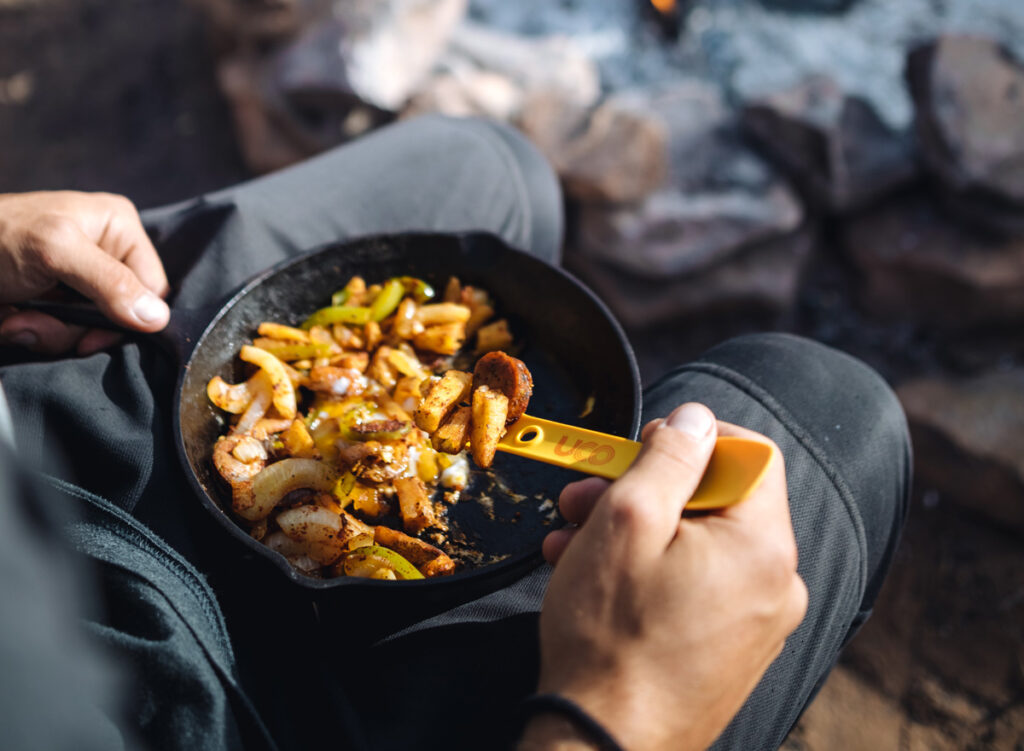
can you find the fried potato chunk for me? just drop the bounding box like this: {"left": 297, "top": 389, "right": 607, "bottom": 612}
{"left": 414, "top": 370, "right": 472, "bottom": 433}
{"left": 432, "top": 405, "right": 471, "bottom": 454}
{"left": 414, "top": 322, "right": 466, "bottom": 355}
{"left": 280, "top": 419, "right": 316, "bottom": 458}
{"left": 394, "top": 476, "right": 437, "bottom": 534}
{"left": 475, "top": 319, "right": 513, "bottom": 354}
{"left": 471, "top": 386, "right": 509, "bottom": 468}
{"left": 416, "top": 302, "right": 471, "bottom": 326}
{"left": 257, "top": 322, "right": 310, "bottom": 342}
{"left": 472, "top": 351, "right": 533, "bottom": 424}
{"left": 373, "top": 526, "right": 455, "bottom": 577}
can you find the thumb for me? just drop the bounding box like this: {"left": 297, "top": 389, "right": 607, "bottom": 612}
{"left": 38, "top": 219, "right": 169, "bottom": 331}
{"left": 598, "top": 403, "right": 718, "bottom": 553}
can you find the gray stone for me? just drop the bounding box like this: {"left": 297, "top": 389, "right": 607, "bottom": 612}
{"left": 742, "top": 75, "right": 916, "bottom": 213}
{"left": 842, "top": 195, "right": 1024, "bottom": 329}
{"left": 193, "top": 0, "right": 467, "bottom": 173}
{"left": 569, "top": 226, "right": 813, "bottom": 329}
{"left": 907, "top": 35, "right": 1024, "bottom": 233}
{"left": 401, "top": 70, "right": 521, "bottom": 122}
{"left": 897, "top": 371, "right": 1024, "bottom": 534}
{"left": 444, "top": 22, "right": 599, "bottom": 111}
{"left": 521, "top": 80, "right": 739, "bottom": 206}
{"left": 570, "top": 80, "right": 804, "bottom": 278}
{"left": 519, "top": 91, "right": 668, "bottom": 205}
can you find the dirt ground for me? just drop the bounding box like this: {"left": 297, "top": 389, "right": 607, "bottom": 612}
{"left": 2, "top": 1, "right": 1022, "bottom": 749}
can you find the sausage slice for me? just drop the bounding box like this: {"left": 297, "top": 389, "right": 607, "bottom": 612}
{"left": 472, "top": 351, "right": 533, "bottom": 424}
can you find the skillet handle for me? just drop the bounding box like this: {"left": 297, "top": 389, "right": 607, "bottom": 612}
{"left": 15, "top": 299, "right": 204, "bottom": 364}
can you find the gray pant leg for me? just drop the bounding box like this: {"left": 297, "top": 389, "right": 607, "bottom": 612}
{"left": 142, "top": 115, "right": 563, "bottom": 311}
{"left": 352, "top": 333, "right": 910, "bottom": 751}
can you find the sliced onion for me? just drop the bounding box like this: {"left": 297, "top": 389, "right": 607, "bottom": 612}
{"left": 232, "top": 371, "right": 273, "bottom": 436}
{"left": 207, "top": 373, "right": 260, "bottom": 414}
{"left": 276, "top": 505, "right": 348, "bottom": 565}
{"left": 240, "top": 344, "right": 297, "bottom": 419}
{"left": 234, "top": 458, "right": 337, "bottom": 521}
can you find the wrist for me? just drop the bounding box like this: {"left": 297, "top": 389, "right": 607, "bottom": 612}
{"left": 517, "top": 693, "right": 626, "bottom": 751}
{"left": 518, "top": 713, "right": 599, "bottom": 751}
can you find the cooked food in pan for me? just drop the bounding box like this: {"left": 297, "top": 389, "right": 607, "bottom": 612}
{"left": 206, "top": 275, "right": 533, "bottom": 581}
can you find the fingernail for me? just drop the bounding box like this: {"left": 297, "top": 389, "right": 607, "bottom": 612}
{"left": 6, "top": 330, "right": 38, "bottom": 348}
{"left": 132, "top": 292, "right": 168, "bottom": 324}
{"left": 666, "top": 403, "right": 713, "bottom": 440}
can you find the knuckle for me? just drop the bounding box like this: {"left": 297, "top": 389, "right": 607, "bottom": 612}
{"left": 30, "top": 214, "right": 76, "bottom": 251}
{"left": 786, "top": 577, "right": 810, "bottom": 630}
{"left": 604, "top": 485, "right": 658, "bottom": 532}
{"left": 27, "top": 217, "right": 76, "bottom": 267}
{"left": 752, "top": 539, "right": 798, "bottom": 591}
{"left": 106, "top": 269, "right": 139, "bottom": 306}
{"left": 103, "top": 192, "right": 136, "bottom": 214}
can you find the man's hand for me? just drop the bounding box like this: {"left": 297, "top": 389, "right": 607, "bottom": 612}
{"left": 0, "top": 191, "right": 170, "bottom": 355}
{"left": 522, "top": 403, "right": 807, "bottom": 751}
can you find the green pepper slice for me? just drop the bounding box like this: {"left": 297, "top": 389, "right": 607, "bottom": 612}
{"left": 343, "top": 545, "right": 424, "bottom": 580}
{"left": 332, "top": 471, "right": 357, "bottom": 505}
{"left": 301, "top": 305, "right": 372, "bottom": 329}
{"left": 255, "top": 342, "right": 331, "bottom": 360}
{"left": 368, "top": 279, "right": 405, "bottom": 322}
{"left": 396, "top": 276, "right": 435, "bottom": 304}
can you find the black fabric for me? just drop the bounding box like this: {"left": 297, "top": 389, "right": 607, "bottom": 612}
{"left": 0, "top": 114, "right": 909, "bottom": 751}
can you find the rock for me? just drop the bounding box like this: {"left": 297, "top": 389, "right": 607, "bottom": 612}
{"left": 567, "top": 80, "right": 804, "bottom": 277}
{"left": 519, "top": 91, "right": 668, "bottom": 204}
{"left": 759, "top": 0, "right": 860, "bottom": 12}
{"left": 990, "top": 705, "right": 1024, "bottom": 750}
{"left": 522, "top": 79, "right": 739, "bottom": 206}
{"left": 904, "top": 722, "right": 962, "bottom": 751}
{"left": 216, "top": 54, "right": 313, "bottom": 174}
{"left": 401, "top": 69, "right": 522, "bottom": 122}
{"left": 838, "top": 544, "right": 921, "bottom": 701}
{"left": 446, "top": 22, "right": 599, "bottom": 111}
{"left": 194, "top": 0, "right": 467, "bottom": 172}
{"left": 568, "top": 226, "right": 814, "bottom": 328}
{"left": 787, "top": 667, "right": 904, "bottom": 751}
{"left": 897, "top": 370, "right": 1024, "bottom": 534}
{"left": 842, "top": 195, "right": 1024, "bottom": 329}
{"left": 186, "top": 0, "right": 309, "bottom": 46}
{"left": 907, "top": 676, "right": 987, "bottom": 726}
{"left": 742, "top": 75, "right": 916, "bottom": 213}
{"left": 907, "top": 36, "right": 1024, "bottom": 234}
{"left": 334, "top": 0, "right": 468, "bottom": 111}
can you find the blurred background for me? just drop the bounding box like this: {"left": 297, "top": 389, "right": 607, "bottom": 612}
{"left": 2, "top": 0, "right": 1023, "bottom": 747}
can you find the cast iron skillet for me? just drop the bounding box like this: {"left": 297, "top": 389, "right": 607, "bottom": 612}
{"left": 28, "top": 232, "right": 641, "bottom": 621}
